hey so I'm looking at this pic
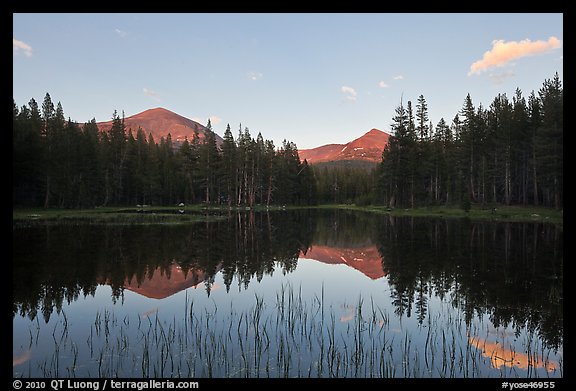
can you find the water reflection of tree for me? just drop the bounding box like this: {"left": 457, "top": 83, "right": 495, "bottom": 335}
{"left": 13, "top": 210, "right": 315, "bottom": 322}
{"left": 311, "top": 209, "right": 377, "bottom": 248}
{"left": 13, "top": 211, "right": 562, "bottom": 350}
{"left": 376, "top": 216, "right": 563, "bottom": 350}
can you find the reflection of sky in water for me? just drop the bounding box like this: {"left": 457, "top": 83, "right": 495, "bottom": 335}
{"left": 14, "top": 254, "right": 563, "bottom": 378}
{"left": 469, "top": 336, "right": 558, "bottom": 372}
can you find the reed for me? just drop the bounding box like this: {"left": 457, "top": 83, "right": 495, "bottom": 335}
{"left": 14, "top": 283, "right": 562, "bottom": 379}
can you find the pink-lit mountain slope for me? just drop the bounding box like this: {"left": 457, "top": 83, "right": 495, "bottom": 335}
{"left": 298, "top": 128, "right": 390, "bottom": 164}
{"left": 95, "top": 107, "right": 223, "bottom": 146}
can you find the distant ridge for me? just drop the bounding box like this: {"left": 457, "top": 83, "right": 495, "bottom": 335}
{"left": 298, "top": 128, "right": 390, "bottom": 164}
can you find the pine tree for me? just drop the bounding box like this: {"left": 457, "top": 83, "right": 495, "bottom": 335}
{"left": 264, "top": 139, "right": 276, "bottom": 206}
{"left": 274, "top": 140, "right": 301, "bottom": 205}
{"left": 78, "top": 119, "right": 102, "bottom": 207}
{"left": 379, "top": 100, "right": 417, "bottom": 208}
{"left": 124, "top": 129, "right": 138, "bottom": 205}
{"left": 254, "top": 133, "right": 265, "bottom": 205}
{"left": 297, "top": 159, "right": 317, "bottom": 205}
{"left": 435, "top": 117, "right": 454, "bottom": 204}
{"left": 528, "top": 91, "right": 541, "bottom": 206}
{"left": 236, "top": 126, "right": 253, "bottom": 206}
{"left": 158, "top": 134, "right": 177, "bottom": 204}
{"left": 146, "top": 133, "right": 161, "bottom": 204}
{"left": 416, "top": 94, "right": 429, "bottom": 141}
{"left": 107, "top": 110, "right": 127, "bottom": 204}
{"left": 459, "top": 94, "right": 477, "bottom": 203}
{"left": 41, "top": 93, "right": 56, "bottom": 208}
{"left": 512, "top": 88, "right": 530, "bottom": 205}
{"left": 60, "top": 117, "right": 82, "bottom": 207}
{"left": 220, "top": 124, "right": 237, "bottom": 206}
{"left": 199, "top": 120, "right": 220, "bottom": 204}
{"left": 177, "top": 137, "right": 197, "bottom": 204}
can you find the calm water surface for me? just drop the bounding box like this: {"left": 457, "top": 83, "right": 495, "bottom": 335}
{"left": 13, "top": 210, "right": 563, "bottom": 378}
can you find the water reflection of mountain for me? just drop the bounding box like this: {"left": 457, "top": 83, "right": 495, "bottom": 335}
{"left": 114, "top": 242, "right": 386, "bottom": 299}
{"left": 118, "top": 242, "right": 386, "bottom": 299}
{"left": 300, "top": 209, "right": 386, "bottom": 279}
{"left": 119, "top": 264, "right": 218, "bottom": 300}
{"left": 13, "top": 209, "right": 562, "bottom": 349}
{"left": 299, "top": 245, "right": 386, "bottom": 279}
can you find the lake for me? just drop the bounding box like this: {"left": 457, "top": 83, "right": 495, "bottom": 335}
{"left": 13, "top": 209, "right": 563, "bottom": 378}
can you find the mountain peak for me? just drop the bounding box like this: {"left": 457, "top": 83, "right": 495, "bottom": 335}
{"left": 366, "top": 128, "right": 385, "bottom": 135}
{"left": 127, "top": 107, "right": 193, "bottom": 122}
{"left": 139, "top": 107, "right": 181, "bottom": 115}
{"left": 298, "top": 128, "right": 390, "bottom": 164}
{"left": 95, "top": 107, "right": 223, "bottom": 145}
{"left": 141, "top": 107, "right": 172, "bottom": 114}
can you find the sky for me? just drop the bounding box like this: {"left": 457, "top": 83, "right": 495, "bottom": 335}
{"left": 13, "top": 13, "right": 563, "bottom": 149}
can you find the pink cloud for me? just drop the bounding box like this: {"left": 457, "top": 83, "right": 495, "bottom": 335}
{"left": 469, "top": 36, "right": 562, "bottom": 76}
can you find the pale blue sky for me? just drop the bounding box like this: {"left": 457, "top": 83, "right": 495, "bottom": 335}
{"left": 13, "top": 13, "right": 563, "bottom": 149}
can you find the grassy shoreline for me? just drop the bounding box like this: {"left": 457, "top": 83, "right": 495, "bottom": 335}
{"left": 13, "top": 203, "right": 563, "bottom": 226}
{"left": 12, "top": 205, "right": 225, "bottom": 225}
{"left": 316, "top": 204, "right": 563, "bottom": 225}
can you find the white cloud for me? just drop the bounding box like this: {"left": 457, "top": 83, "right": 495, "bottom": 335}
{"left": 378, "top": 81, "right": 389, "bottom": 88}
{"left": 341, "top": 86, "right": 357, "bottom": 101}
{"left": 393, "top": 75, "right": 404, "bottom": 80}
{"left": 469, "top": 36, "right": 562, "bottom": 76}
{"left": 248, "top": 72, "right": 263, "bottom": 80}
{"left": 143, "top": 88, "right": 161, "bottom": 101}
{"left": 13, "top": 38, "right": 32, "bottom": 57}
{"left": 115, "top": 28, "right": 128, "bottom": 38}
